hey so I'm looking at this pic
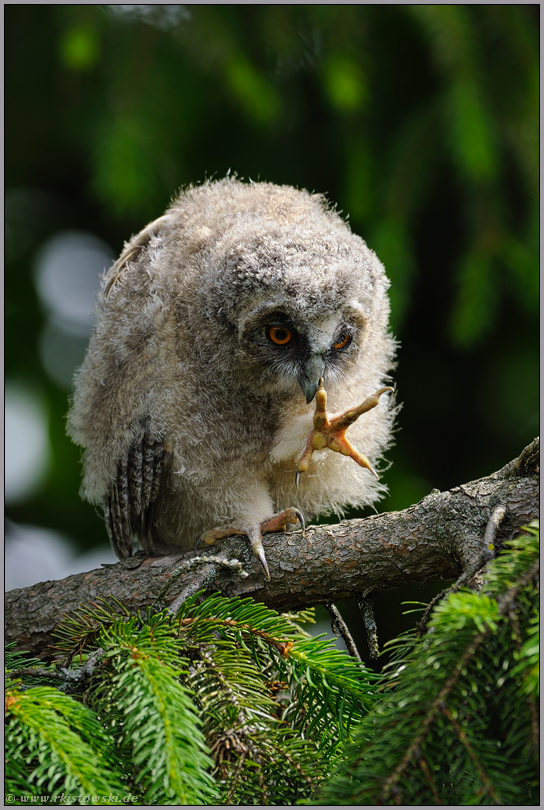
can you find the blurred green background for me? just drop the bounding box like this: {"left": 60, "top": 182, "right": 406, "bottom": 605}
{"left": 5, "top": 5, "right": 538, "bottom": 657}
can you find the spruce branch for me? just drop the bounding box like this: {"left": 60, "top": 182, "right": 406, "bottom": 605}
{"left": 328, "top": 603, "right": 363, "bottom": 661}
{"left": 316, "top": 526, "right": 540, "bottom": 806}
{"left": 5, "top": 685, "right": 128, "bottom": 803}
{"left": 415, "top": 504, "right": 506, "bottom": 634}
{"left": 417, "top": 753, "right": 443, "bottom": 805}
{"left": 379, "top": 552, "right": 539, "bottom": 804}
{"left": 442, "top": 706, "right": 502, "bottom": 805}
{"left": 5, "top": 438, "right": 539, "bottom": 658}
{"left": 92, "top": 614, "right": 218, "bottom": 806}
{"left": 359, "top": 596, "right": 380, "bottom": 659}
{"left": 181, "top": 616, "right": 332, "bottom": 802}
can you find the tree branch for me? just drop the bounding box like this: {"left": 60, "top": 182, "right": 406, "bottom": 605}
{"left": 5, "top": 438, "right": 539, "bottom": 658}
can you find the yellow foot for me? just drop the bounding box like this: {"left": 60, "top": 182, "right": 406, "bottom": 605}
{"left": 196, "top": 507, "right": 305, "bottom": 581}
{"left": 296, "top": 379, "right": 393, "bottom": 485}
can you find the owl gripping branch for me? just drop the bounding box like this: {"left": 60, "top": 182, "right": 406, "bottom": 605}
{"left": 296, "top": 379, "right": 394, "bottom": 487}
{"left": 5, "top": 438, "right": 539, "bottom": 659}
{"left": 196, "top": 507, "right": 305, "bottom": 582}
{"left": 67, "top": 177, "right": 397, "bottom": 585}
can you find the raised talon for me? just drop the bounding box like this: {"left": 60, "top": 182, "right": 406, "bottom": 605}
{"left": 296, "top": 378, "right": 393, "bottom": 485}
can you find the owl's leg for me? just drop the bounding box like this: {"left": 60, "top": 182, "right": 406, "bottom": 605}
{"left": 197, "top": 507, "right": 304, "bottom": 581}
{"left": 296, "top": 379, "right": 393, "bottom": 485}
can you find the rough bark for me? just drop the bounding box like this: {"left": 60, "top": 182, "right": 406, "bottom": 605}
{"left": 5, "top": 438, "right": 539, "bottom": 658}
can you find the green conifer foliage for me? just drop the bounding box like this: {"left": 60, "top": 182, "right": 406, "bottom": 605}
{"left": 6, "top": 592, "right": 378, "bottom": 804}
{"left": 315, "top": 523, "right": 539, "bottom": 806}
{"left": 89, "top": 615, "right": 218, "bottom": 806}
{"left": 5, "top": 685, "right": 127, "bottom": 804}
{"left": 5, "top": 525, "right": 538, "bottom": 805}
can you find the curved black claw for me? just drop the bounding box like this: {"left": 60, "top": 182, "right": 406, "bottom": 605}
{"left": 254, "top": 546, "right": 270, "bottom": 581}
{"left": 293, "top": 508, "right": 305, "bottom": 536}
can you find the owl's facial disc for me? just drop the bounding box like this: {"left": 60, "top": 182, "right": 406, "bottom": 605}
{"left": 239, "top": 303, "right": 360, "bottom": 402}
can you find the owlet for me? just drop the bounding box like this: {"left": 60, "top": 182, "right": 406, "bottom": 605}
{"left": 68, "top": 178, "right": 396, "bottom": 578}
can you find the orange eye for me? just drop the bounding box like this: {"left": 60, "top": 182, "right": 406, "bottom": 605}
{"left": 268, "top": 325, "right": 292, "bottom": 345}
{"left": 334, "top": 332, "right": 351, "bottom": 350}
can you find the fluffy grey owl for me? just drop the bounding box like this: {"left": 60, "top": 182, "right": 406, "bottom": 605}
{"left": 68, "top": 178, "right": 396, "bottom": 578}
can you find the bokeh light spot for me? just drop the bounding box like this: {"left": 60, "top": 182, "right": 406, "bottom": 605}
{"left": 34, "top": 230, "right": 115, "bottom": 336}
{"left": 5, "top": 383, "right": 51, "bottom": 503}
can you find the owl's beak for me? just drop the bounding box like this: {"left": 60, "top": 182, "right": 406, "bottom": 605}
{"left": 298, "top": 356, "right": 325, "bottom": 403}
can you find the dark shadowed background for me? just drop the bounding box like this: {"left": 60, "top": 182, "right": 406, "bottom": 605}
{"left": 5, "top": 4, "right": 539, "bottom": 664}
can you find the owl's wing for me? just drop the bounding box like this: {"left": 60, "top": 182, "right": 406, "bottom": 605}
{"left": 104, "top": 418, "right": 165, "bottom": 560}
{"left": 98, "top": 215, "right": 173, "bottom": 560}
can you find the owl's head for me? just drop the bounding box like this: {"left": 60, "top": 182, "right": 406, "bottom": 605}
{"left": 101, "top": 177, "right": 393, "bottom": 407}
{"left": 172, "top": 179, "right": 393, "bottom": 404}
